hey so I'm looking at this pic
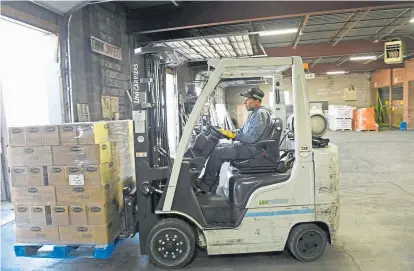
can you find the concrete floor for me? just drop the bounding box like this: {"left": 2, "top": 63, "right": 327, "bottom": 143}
{"left": 1, "top": 130, "right": 414, "bottom": 271}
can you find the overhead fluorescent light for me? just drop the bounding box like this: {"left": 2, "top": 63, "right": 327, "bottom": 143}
{"left": 259, "top": 28, "right": 298, "bottom": 36}
{"left": 326, "top": 71, "right": 346, "bottom": 75}
{"left": 350, "top": 55, "right": 377, "bottom": 61}
{"left": 410, "top": 18, "right": 414, "bottom": 23}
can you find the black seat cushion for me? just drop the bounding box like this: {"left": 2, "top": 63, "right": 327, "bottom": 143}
{"left": 232, "top": 118, "right": 283, "bottom": 173}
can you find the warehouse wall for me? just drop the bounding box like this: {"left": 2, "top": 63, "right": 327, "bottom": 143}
{"left": 371, "top": 60, "right": 414, "bottom": 128}
{"left": 226, "top": 73, "right": 371, "bottom": 124}
{"left": 405, "top": 59, "right": 414, "bottom": 128}
{"left": 69, "top": 2, "right": 131, "bottom": 121}
{"left": 283, "top": 73, "right": 371, "bottom": 108}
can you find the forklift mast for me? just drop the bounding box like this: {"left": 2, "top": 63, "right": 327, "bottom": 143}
{"left": 130, "top": 51, "right": 172, "bottom": 254}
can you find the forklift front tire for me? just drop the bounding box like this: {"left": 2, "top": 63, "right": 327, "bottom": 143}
{"left": 147, "top": 218, "right": 196, "bottom": 269}
{"left": 287, "top": 223, "right": 328, "bottom": 262}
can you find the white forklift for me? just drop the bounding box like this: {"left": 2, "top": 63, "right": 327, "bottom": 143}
{"left": 124, "top": 53, "right": 340, "bottom": 269}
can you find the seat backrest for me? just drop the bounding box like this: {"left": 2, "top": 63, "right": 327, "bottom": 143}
{"left": 265, "top": 118, "right": 283, "bottom": 157}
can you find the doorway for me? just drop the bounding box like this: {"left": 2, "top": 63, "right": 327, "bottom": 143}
{"left": 0, "top": 18, "right": 62, "bottom": 202}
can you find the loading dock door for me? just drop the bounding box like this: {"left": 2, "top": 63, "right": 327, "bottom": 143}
{"left": 0, "top": 18, "right": 62, "bottom": 201}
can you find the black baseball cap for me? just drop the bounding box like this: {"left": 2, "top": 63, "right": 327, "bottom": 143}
{"left": 241, "top": 87, "right": 264, "bottom": 101}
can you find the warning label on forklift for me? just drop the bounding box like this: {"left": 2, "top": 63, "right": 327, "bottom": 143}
{"left": 299, "top": 145, "right": 311, "bottom": 158}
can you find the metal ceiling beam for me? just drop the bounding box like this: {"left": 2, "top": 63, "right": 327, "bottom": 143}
{"left": 369, "top": 8, "right": 411, "bottom": 41}
{"left": 127, "top": 1, "right": 412, "bottom": 34}
{"left": 364, "top": 53, "right": 383, "bottom": 64}
{"left": 265, "top": 39, "right": 414, "bottom": 58}
{"left": 170, "top": 0, "right": 179, "bottom": 7}
{"left": 293, "top": 15, "right": 310, "bottom": 49}
{"left": 311, "top": 56, "right": 323, "bottom": 67}
{"left": 336, "top": 57, "right": 350, "bottom": 66}
{"left": 376, "top": 19, "right": 413, "bottom": 41}
{"left": 329, "top": 12, "right": 356, "bottom": 43}
{"left": 332, "top": 10, "right": 370, "bottom": 46}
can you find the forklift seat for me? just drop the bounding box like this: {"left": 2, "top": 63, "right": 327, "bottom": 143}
{"left": 231, "top": 118, "right": 283, "bottom": 174}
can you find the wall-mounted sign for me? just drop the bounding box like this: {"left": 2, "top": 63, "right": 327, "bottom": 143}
{"left": 91, "top": 36, "right": 122, "bottom": 60}
{"left": 305, "top": 73, "right": 315, "bottom": 79}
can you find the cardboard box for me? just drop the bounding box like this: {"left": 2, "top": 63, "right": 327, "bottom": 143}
{"left": 82, "top": 163, "right": 112, "bottom": 186}
{"left": 25, "top": 126, "right": 43, "bottom": 146}
{"left": 47, "top": 166, "right": 66, "bottom": 186}
{"left": 8, "top": 127, "right": 26, "bottom": 146}
{"left": 8, "top": 146, "right": 53, "bottom": 166}
{"left": 59, "top": 215, "right": 120, "bottom": 245}
{"left": 52, "top": 143, "right": 111, "bottom": 166}
{"left": 68, "top": 206, "right": 87, "bottom": 225}
{"left": 108, "top": 120, "right": 133, "bottom": 141}
{"left": 77, "top": 122, "right": 109, "bottom": 145}
{"left": 15, "top": 224, "right": 60, "bottom": 244}
{"left": 65, "top": 166, "right": 84, "bottom": 186}
{"left": 11, "top": 167, "right": 46, "bottom": 187}
{"left": 86, "top": 200, "right": 119, "bottom": 225}
{"left": 27, "top": 166, "right": 47, "bottom": 186}
{"left": 42, "top": 125, "right": 60, "bottom": 145}
{"left": 10, "top": 167, "right": 28, "bottom": 187}
{"left": 59, "top": 124, "right": 77, "bottom": 145}
{"left": 116, "top": 181, "right": 125, "bottom": 210}
{"left": 51, "top": 206, "right": 70, "bottom": 226}
{"left": 12, "top": 186, "right": 56, "bottom": 205}
{"left": 14, "top": 205, "right": 31, "bottom": 224}
{"left": 55, "top": 183, "right": 116, "bottom": 205}
{"left": 30, "top": 206, "right": 47, "bottom": 225}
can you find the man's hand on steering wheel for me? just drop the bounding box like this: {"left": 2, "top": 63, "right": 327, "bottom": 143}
{"left": 218, "top": 128, "right": 236, "bottom": 139}
{"left": 205, "top": 122, "right": 236, "bottom": 140}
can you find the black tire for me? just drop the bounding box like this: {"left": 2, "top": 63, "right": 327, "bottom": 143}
{"left": 147, "top": 218, "right": 196, "bottom": 269}
{"left": 287, "top": 224, "right": 328, "bottom": 262}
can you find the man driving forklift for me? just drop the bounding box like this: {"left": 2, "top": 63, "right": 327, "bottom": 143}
{"left": 194, "top": 87, "right": 273, "bottom": 194}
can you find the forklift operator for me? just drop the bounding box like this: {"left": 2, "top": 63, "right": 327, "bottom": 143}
{"left": 195, "top": 87, "right": 272, "bottom": 194}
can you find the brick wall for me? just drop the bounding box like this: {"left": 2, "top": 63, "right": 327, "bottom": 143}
{"left": 69, "top": 2, "right": 131, "bottom": 121}
{"left": 370, "top": 60, "right": 414, "bottom": 128}
{"left": 406, "top": 59, "right": 414, "bottom": 128}
{"left": 283, "top": 73, "right": 371, "bottom": 108}
{"left": 408, "top": 81, "right": 414, "bottom": 128}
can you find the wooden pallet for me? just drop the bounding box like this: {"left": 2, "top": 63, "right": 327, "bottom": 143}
{"left": 14, "top": 239, "right": 122, "bottom": 259}
{"left": 330, "top": 128, "right": 352, "bottom": 131}
{"left": 355, "top": 129, "right": 378, "bottom": 132}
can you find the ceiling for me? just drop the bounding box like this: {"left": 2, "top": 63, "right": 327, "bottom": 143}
{"left": 127, "top": 1, "right": 414, "bottom": 73}
{"left": 30, "top": 1, "right": 86, "bottom": 15}
{"left": 30, "top": 0, "right": 414, "bottom": 73}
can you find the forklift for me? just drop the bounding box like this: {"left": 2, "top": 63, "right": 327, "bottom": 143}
{"left": 121, "top": 52, "right": 340, "bottom": 269}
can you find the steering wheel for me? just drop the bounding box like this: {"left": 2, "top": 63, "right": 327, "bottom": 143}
{"left": 206, "top": 122, "right": 222, "bottom": 134}
{"left": 205, "top": 122, "right": 233, "bottom": 140}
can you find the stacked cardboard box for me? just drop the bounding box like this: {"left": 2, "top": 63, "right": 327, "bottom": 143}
{"left": 108, "top": 121, "right": 135, "bottom": 193}
{"left": 328, "top": 105, "right": 353, "bottom": 131}
{"left": 8, "top": 121, "right": 135, "bottom": 245}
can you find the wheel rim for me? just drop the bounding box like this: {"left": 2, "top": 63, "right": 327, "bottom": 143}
{"left": 150, "top": 227, "right": 191, "bottom": 267}
{"left": 295, "top": 230, "right": 324, "bottom": 259}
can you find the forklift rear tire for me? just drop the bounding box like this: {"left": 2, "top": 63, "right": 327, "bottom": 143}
{"left": 147, "top": 218, "right": 196, "bottom": 269}
{"left": 287, "top": 223, "right": 328, "bottom": 262}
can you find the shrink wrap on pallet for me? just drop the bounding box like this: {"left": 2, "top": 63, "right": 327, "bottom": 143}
{"left": 8, "top": 121, "right": 135, "bottom": 246}
{"left": 354, "top": 108, "right": 379, "bottom": 132}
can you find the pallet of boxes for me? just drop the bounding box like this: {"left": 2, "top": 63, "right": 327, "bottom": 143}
{"left": 327, "top": 105, "right": 353, "bottom": 131}
{"left": 8, "top": 121, "right": 135, "bottom": 256}
{"left": 353, "top": 107, "right": 379, "bottom": 132}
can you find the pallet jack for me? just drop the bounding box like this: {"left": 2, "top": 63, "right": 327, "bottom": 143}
{"left": 121, "top": 52, "right": 340, "bottom": 269}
